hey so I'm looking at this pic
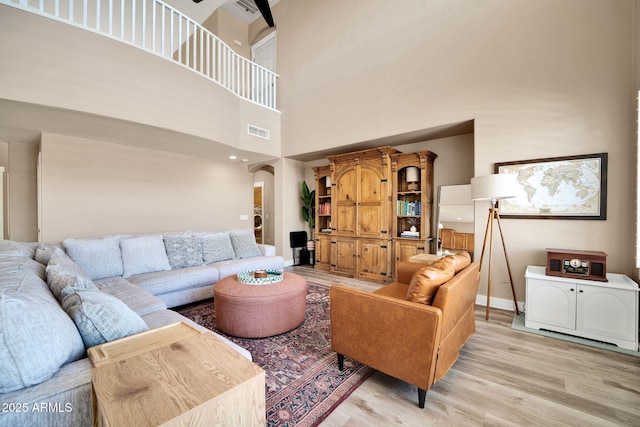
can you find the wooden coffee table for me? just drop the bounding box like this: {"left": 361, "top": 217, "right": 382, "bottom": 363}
{"left": 88, "top": 322, "right": 265, "bottom": 427}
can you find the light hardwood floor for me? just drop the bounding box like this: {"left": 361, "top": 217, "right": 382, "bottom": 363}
{"left": 287, "top": 266, "right": 640, "bottom": 427}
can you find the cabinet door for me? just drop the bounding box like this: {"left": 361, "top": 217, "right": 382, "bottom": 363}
{"left": 334, "top": 167, "right": 357, "bottom": 236}
{"left": 314, "top": 235, "right": 332, "bottom": 271}
{"left": 577, "top": 286, "right": 636, "bottom": 342}
{"left": 393, "top": 240, "right": 426, "bottom": 280}
{"left": 357, "top": 239, "right": 390, "bottom": 281}
{"left": 525, "top": 278, "right": 576, "bottom": 330}
{"left": 440, "top": 229, "right": 454, "bottom": 249}
{"left": 332, "top": 238, "right": 356, "bottom": 275}
{"left": 358, "top": 166, "right": 387, "bottom": 238}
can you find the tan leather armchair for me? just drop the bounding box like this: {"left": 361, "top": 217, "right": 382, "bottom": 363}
{"left": 330, "top": 261, "right": 480, "bottom": 408}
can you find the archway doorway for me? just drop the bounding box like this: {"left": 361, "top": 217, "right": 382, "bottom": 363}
{"left": 252, "top": 165, "right": 275, "bottom": 246}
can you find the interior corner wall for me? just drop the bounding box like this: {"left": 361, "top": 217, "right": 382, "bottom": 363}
{"left": 274, "top": 0, "right": 635, "bottom": 302}
{"left": 7, "top": 142, "right": 38, "bottom": 242}
{"left": 39, "top": 133, "right": 256, "bottom": 243}
{"left": 273, "top": 157, "right": 307, "bottom": 264}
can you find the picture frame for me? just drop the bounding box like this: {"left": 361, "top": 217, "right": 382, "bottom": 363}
{"left": 494, "top": 153, "right": 607, "bottom": 220}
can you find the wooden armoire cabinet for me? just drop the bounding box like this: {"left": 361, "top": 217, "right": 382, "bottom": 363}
{"left": 313, "top": 146, "right": 437, "bottom": 284}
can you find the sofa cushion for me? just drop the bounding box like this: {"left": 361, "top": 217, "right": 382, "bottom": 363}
{"left": 229, "top": 230, "right": 262, "bottom": 259}
{"left": 0, "top": 259, "right": 85, "bottom": 393}
{"left": 63, "top": 236, "right": 124, "bottom": 280}
{"left": 120, "top": 235, "right": 171, "bottom": 278}
{"left": 95, "top": 276, "right": 167, "bottom": 316}
{"left": 46, "top": 249, "right": 97, "bottom": 302}
{"left": 212, "top": 255, "right": 284, "bottom": 280}
{"left": 201, "top": 233, "right": 236, "bottom": 264}
{"left": 0, "top": 240, "right": 35, "bottom": 259}
{"left": 406, "top": 257, "right": 456, "bottom": 305}
{"left": 61, "top": 289, "right": 149, "bottom": 348}
{"left": 0, "top": 256, "right": 46, "bottom": 280}
{"left": 127, "top": 265, "right": 219, "bottom": 296}
{"left": 34, "top": 242, "right": 64, "bottom": 266}
{"left": 163, "top": 237, "right": 204, "bottom": 269}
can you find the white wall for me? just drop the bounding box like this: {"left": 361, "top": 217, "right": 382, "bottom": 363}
{"left": 269, "top": 0, "right": 636, "bottom": 304}
{"left": 39, "top": 133, "right": 256, "bottom": 242}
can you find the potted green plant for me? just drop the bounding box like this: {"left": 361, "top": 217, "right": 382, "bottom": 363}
{"left": 300, "top": 180, "right": 316, "bottom": 248}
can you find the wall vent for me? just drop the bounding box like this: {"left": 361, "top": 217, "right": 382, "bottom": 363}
{"left": 234, "top": 0, "right": 259, "bottom": 15}
{"left": 248, "top": 125, "right": 270, "bottom": 140}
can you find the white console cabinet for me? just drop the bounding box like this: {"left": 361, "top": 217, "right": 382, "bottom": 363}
{"left": 525, "top": 265, "right": 639, "bottom": 351}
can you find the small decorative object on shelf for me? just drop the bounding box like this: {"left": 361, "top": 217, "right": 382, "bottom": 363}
{"left": 406, "top": 166, "right": 420, "bottom": 191}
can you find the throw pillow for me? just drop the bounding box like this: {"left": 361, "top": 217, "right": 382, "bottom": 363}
{"left": 406, "top": 257, "right": 456, "bottom": 305}
{"left": 201, "top": 233, "right": 236, "bottom": 264}
{"left": 229, "top": 230, "right": 262, "bottom": 259}
{"left": 120, "top": 235, "right": 171, "bottom": 278}
{"left": 163, "top": 237, "right": 204, "bottom": 269}
{"left": 61, "top": 288, "right": 149, "bottom": 348}
{"left": 0, "top": 240, "right": 35, "bottom": 259}
{"left": 34, "top": 242, "right": 64, "bottom": 266}
{"left": 46, "top": 248, "right": 97, "bottom": 302}
{"left": 0, "top": 260, "right": 85, "bottom": 393}
{"left": 448, "top": 251, "right": 471, "bottom": 272}
{"left": 63, "top": 236, "right": 124, "bottom": 280}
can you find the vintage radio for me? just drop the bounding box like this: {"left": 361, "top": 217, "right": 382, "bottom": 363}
{"left": 546, "top": 249, "right": 607, "bottom": 282}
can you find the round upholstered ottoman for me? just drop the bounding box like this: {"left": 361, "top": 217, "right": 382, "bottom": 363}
{"left": 214, "top": 272, "right": 307, "bottom": 338}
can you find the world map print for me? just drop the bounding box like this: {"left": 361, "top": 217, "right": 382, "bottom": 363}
{"left": 498, "top": 157, "right": 604, "bottom": 217}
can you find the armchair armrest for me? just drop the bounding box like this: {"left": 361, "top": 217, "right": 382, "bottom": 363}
{"left": 330, "top": 286, "right": 443, "bottom": 391}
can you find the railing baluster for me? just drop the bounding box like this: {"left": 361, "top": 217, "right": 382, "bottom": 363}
{"left": 120, "top": 0, "right": 124, "bottom": 39}
{"left": 141, "top": 0, "right": 145, "bottom": 47}
{"left": 108, "top": 0, "right": 113, "bottom": 35}
{"left": 3, "top": 0, "right": 278, "bottom": 110}
{"left": 131, "top": 0, "right": 135, "bottom": 44}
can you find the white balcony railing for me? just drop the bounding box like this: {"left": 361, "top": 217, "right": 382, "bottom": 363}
{"left": 2, "top": 0, "right": 278, "bottom": 110}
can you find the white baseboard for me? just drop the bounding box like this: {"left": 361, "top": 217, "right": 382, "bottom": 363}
{"left": 475, "top": 294, "right": 525, "bottom": 313}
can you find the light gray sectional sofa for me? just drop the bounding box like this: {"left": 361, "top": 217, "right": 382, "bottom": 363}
{"left": 0, "top": 229, "right": 283, "bottom": 427}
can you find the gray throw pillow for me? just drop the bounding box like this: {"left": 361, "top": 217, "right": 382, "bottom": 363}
{"left": 0, "top": 240, "right": 35, "bottom": 259}
{"left": 46, "top": 249, "right": 97, "bottom": 302}
{"left": 201, "top": 233, "right": 236, "bottom": 264}
{"left": 0, "top": 258, "right": 85, "bottom": 393}
{"left": 163, "top": 237, "right": 203, "bottom": 269}
{"left": 63, "top": 236, "right": 124, "bottom": 280}
{"left": 229, "top": 230, "right": 262, "bottom": 259}
{"left": 120, "top": 235, "right": 171, "bottom": 278}
{"left": 61, "top": 289, "right": 149, "bottom": 348}
{"left": 34, "top": 242, "right": 64, "bottom": 266}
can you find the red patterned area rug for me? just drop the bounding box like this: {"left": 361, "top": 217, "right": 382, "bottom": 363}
{"left": 176, "top": 282, "right": 372, "bottom": 426}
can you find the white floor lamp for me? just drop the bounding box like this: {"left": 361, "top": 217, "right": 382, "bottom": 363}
{"left": 471, "top": 174, "right": 521, "bottom": 321}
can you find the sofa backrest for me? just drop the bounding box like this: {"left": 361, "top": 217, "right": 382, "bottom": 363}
{"left": 431, "top": 262, "right": 480, "bottom": 341}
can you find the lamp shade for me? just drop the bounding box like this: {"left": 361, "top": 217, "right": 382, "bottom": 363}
{"left": 405, "top": 167, "right": 420, "bottom": 183}
{"left": 325, "top": 176, "right": 331, "bottom": 188}
{"left": 470, "top": 174, "right": 519, "bottom": 201}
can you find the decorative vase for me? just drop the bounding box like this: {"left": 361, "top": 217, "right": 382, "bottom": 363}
{"left": 307, "top": 240, "right": 315, "bottom": 250}
{"left": 410, "top": 226, "right": 417, "bottom": 233}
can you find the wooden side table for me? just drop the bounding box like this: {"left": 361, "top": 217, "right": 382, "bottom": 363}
{"left": 88, "top": 322, "right": 265, "bottom": 427}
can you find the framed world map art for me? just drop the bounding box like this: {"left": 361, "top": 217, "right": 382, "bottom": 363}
{"left": 494, "top": 153, "right": 607, "bottom": 220}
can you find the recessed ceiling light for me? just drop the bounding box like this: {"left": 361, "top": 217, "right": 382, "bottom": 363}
{"left": 242, "top": 159, "right": 249, "bottom": 162}
{"left": 229, "top": 155, "right": 237, "bottom": 160}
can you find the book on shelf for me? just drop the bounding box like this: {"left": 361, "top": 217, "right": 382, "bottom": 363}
{"left": 396, "top": 200, "right": 421, "bottom": 216}
{"left": 400, "top": 231, "right": 420, "bottom": 238}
